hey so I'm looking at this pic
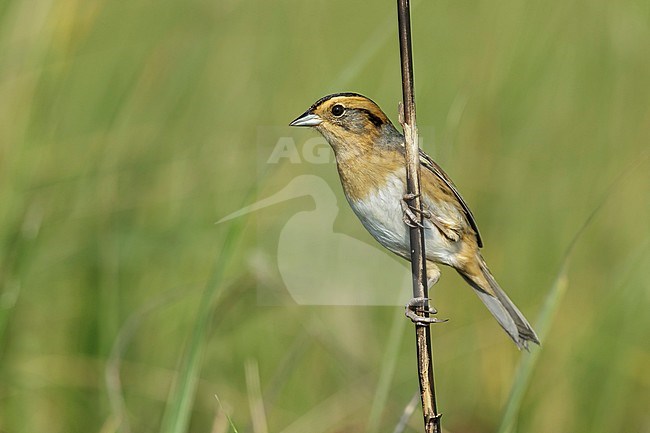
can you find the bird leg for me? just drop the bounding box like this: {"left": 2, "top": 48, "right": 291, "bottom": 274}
{"left": 403, "top": 194, "right": 461, "bottom": 242}
{"left": 409, "top": 205, "right": 433, "bottom": 219}
{"left": 401, "top": 199, "right": 423, "bottom": 228}
{"left": 401, "top": 193, "right": 432, "bottom": 228}
{"left": 405, "top": 297, "right": 448, "bottom": 325}
{"left": 405, "top": 265, "right": 448, "bottom": 325}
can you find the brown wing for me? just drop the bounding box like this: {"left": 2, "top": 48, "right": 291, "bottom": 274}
{"left": 419, "top": 149, "right": 483, "bottom": 248}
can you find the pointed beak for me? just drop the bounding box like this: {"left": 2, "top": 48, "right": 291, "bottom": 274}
{"left": 289, "top": 110, "right": 322, "bottom": 127}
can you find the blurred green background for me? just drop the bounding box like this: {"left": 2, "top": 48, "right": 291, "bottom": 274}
{"left": 1, "top": 0, "right": 648, "bottom": 432}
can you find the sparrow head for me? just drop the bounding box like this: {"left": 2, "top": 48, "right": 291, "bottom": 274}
{"left": 289, "top": 93, "right": 402, "bottom": 155}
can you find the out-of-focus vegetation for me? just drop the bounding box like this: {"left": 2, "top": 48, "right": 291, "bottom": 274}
{"left": 0, "top": 0, "right": 648, "bottom": 432}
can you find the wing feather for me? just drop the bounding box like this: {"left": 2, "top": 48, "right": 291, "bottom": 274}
{"left": 418, "top": 150, "right": 483, "bottom": 248}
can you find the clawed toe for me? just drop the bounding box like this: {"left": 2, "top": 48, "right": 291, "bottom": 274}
{"left": 405, "top": 297, "right": 448, "bottom": 326}
{"left": 405, "top": 309, "right": 448, "bottom": 326}
{"left": 401, "top": 194, "right": 432, "bottom": 224}
{"left": 401, "top": 200, "right": 424, "bottom": 228}
{"left": 407, "top": 204, "right": 432, "bottom": 219}
{"left": 413, "top": 207, "right": 432, "bottom": 219}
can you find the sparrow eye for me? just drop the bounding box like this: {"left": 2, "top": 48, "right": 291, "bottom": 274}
{"left": 331, "top": 104, "right": 345, "bottom": 117}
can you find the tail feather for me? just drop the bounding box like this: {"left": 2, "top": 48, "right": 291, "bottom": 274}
{"left": 458, "top": 255, "right": 540, "bottom": 350}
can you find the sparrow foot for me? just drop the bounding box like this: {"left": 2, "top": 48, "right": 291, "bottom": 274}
{"left": 401, "top": 199, "right": 424, "bottom": 228}
{"left": 405, "top": 297, "right": 448, "bottom": 326}
{"left": 409, "top": 205, "right": 432, "bottom": 219}
{"left": 401, "top": 194, "right": 432, "bottom": 228}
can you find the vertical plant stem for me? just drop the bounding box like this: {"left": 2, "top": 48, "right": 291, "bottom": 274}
{"left": 396, "top": 1, "right": 441, "bottom": 433}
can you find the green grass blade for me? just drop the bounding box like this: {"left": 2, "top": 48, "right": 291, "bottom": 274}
{"left": 159, "top": 168, "right": 269, "bottom": 433}
{"left": 215, "top": 394, "right": 240, "bottom": 433}
{"left": 367, "top": 307, "right": 408, "bottom": 433}
{"left": 495, "top": 159, "right": 639, "bottom": 433}
{"left": 158, "top": 217, "right": 243, "bottom": 433}
{"left": 496, "top": 264, "right": 568, "bottom": 433}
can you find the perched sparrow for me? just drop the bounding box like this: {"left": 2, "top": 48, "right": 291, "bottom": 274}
{"left": 290, "top": 92, "right": 539, "bottom": 349}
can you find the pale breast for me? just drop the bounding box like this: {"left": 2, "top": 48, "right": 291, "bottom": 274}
{"left": 347, "top": 173, "right": 411, "bottom": 259}
{"left": 346, "top": 172, "right": 462, "bottom": 267}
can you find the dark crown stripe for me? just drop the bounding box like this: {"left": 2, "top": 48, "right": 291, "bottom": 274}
{"left": 309, "top": 92, "right": 376, "bottom": 111}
